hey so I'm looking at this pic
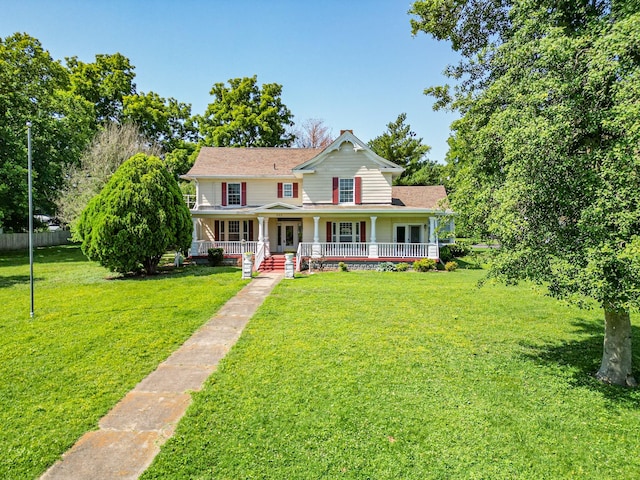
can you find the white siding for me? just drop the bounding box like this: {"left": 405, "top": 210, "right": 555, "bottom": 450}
{"left": 198, "top": 179, "right": 301, "bottom": 207}
{"left": 301, "top": 144, "right": 393, "bottom": 204}
{"left": 198, "top": 181, "right": 215, "bottom": 207}
{"left": 246, "top": 179, "right": 301, "bottom": 206}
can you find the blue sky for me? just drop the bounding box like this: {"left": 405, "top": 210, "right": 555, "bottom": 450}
{"left": 1, "top": 0, "right": 459, "bottom": 161}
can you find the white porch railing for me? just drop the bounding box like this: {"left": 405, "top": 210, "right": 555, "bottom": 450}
{"left": 377, "top": 242, "right": 439, "bottom": 259}
{"left": 297, "top": 242, "right": 439, "bottom": 260}
{"left": 193, "top": 241, "right": 258, "bottom": 256}
{"left": 254, "top": 243, "right": 265, "bottom": 271}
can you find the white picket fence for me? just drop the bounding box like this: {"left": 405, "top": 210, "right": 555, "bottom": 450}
{"left": 0, "top": 230, "right": 72, "bottom": 251}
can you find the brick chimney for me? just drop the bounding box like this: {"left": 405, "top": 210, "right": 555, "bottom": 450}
{"left": 340, "top": 129, "right": 353, "bottom": 135}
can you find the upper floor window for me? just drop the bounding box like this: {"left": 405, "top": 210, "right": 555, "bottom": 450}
{"left": 227, "top": 183, "right": 241, "bottom": 205}
{"left": 332, "top": 176, "right": 361, "bottom": 205}
{"left": 339, "top": 178, "right": 354, "bottom": 203}
{"left": 277, "top": 182, "right": 297, "bottom": 199}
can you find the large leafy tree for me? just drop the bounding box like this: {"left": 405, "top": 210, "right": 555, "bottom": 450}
{"left": 368, "top": 113, "right": 441, "bottom": 185}
{"left": 67, "top": 53, "right": 136, "bottom": 124}
{"left": 411, "top": 0, "right": 640, "bottom": 385}
{"left": 198, "top": 75, "right": 295, "bottom": 147}
{"left": 123, "top": 91, "right": 198, "bottom": 151}
{"left": 76, "top": 153, "right": 192, "bottom": 275}
{"left": 0, "top": 33, "right": 94, "bottom": 231}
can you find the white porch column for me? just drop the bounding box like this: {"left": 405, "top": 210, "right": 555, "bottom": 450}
{"left": 313, "top": 216, "right": 320, "bottom": 243}
{"left": 257, "top": 216, "right": 264, "bottom": 243}
{"left": 368, "top": 216, "right": 378, "bottom": 258}
{"left": 429, "top": 217, "right": 438, "bottom": 243}
{"left": 312, "top": 216, "right": 321, "bottom": 257}
{"left": 263, "top": 217, "right": 270, "bottom": 256}
{"left": 428, "top": 217, "right": 439, "bottom": 258}
{"left": 190, "top": 218, "right": 199, "bottom": 257}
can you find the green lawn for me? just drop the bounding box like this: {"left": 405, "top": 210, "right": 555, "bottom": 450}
{"left": 0, "top": 246, "right": 248, "bottom": 479}
{"left": 143, "top": 270, "right": 640, "bottom": 479}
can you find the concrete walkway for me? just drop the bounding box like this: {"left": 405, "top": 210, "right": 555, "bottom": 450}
{"left": 41, "top": 273, "right": 283, "bottom": 480}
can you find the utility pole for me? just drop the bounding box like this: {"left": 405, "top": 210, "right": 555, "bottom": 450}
{"left": 27, "top": 121, "right": 34, "bottom": 318}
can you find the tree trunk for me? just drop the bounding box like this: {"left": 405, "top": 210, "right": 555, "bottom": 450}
{"left": 596, "top": 306, "right": 636, "bottom": 387}
{"left": 143, "top": 256, "right": 160, "bottom": 275}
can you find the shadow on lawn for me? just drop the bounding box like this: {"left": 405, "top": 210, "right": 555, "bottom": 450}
{"left": 111, "top": 265, "right": 241, "bottom": 281}
{"left": 0, "top": 245, "right": 86, "bottom": 266}
{"left": 0, "top": 274, "right": 43, "bottom": 288}
{"left": 521, "top": 318, "right": 640, "bottom": 406}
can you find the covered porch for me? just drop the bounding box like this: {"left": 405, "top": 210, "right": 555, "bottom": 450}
{"left": 190, "top": 214, "right": 444, "bottom": 271}
{"left": 190, "top": 239, "right": 439, "bottom": 271}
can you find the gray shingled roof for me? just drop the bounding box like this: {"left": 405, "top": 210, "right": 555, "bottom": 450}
{"left": 185, "top": 147, "right": 320, "bottom": 177}
{"left": 391, "top": 186, "right": 449, "bottom": 209}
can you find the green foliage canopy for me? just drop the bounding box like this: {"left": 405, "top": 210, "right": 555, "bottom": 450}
{"left": 123, "top": 91, "right": 198, "bottom": 151}
{"left": 0, "top": 33, "right": 94, "bottom": 231}
{"left": 198, "top": 75, "right": 295, "bottom": 147}
{"left": 67, "top": 53, "right": 136, "bottom": 124}
{"left": 368, "top": 113, "right": 441, "bottom": 185}
{"left": 76, "top": 153, "right": 192, "bottom": 275}
{"left": 411, "top": 0, "right": 640, "bottom": 385}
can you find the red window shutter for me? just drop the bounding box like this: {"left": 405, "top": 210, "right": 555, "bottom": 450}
{"left": 360, "top": 221, "right": 366, "bottom": 243}
{"left": 332, "top": 177, "right": 339, "bottom": 204}
{"left": 241, "top": 182, "right": 247, "bottom": 206}
{"left": 293, "top": 183, "right": 299, "bottom": 198}
{"left": 326, "top": 222, "right": 333, "bottom": 242}
{"left": 214, "top": 220, "right": 220, "bottom": 240}
{"left": 248, "top": 220, "right": 254, "bottom": 241}
{"left": 277, "top": 182, "right": 283, "bottom": 198}
{"left": 355, "top": 176, "right": 362, "bottom": 205}
{"left": 221, "top": 182, "right": 227, "bottom": 206}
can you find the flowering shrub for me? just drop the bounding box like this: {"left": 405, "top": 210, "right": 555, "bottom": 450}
{"left": 413, "top": 258, "right": 437, "bottom": 272}
{"left": 445, "top": 261, "right": 458, "bottom": 272}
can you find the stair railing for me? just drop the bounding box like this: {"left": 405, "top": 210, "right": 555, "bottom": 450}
{"left": 254, "top": 242, "right": 265, "bottom": 271}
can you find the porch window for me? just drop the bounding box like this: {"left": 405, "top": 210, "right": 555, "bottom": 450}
{"left": 228, "top": 220, "right": 240, "bottom": 241}
{"left": 227, "top": 183, "right": 241, "bottom": 206}
{"left": 339, "top": 222, "right": 352, "bottom": 242}
{"left": 331, "top": 222, "right": 361, "bottom": 242}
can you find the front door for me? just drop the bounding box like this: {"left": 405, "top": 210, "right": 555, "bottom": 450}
{"left": 278, "top": 222, "right": 300, "bottom": 253}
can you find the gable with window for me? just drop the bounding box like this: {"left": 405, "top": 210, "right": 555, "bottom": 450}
{"left": 332, "top": 177, "right": 362, "bottom": 205}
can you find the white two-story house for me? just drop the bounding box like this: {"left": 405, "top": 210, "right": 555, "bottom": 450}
{"left": 183, "top": 130, "right": 453, "bottom": 270}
